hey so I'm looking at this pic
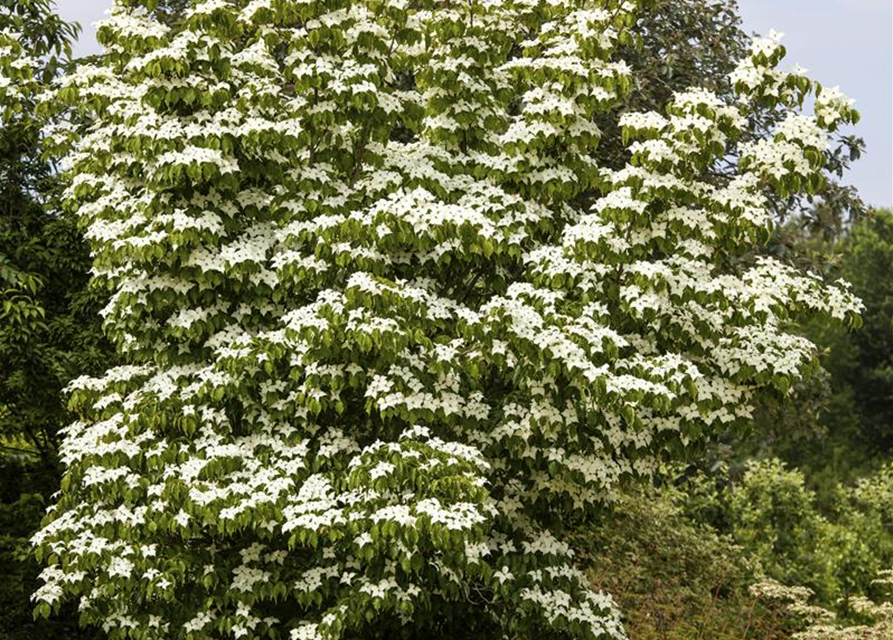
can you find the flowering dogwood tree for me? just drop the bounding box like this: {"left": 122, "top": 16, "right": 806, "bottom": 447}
{"left": 32, "top": 0, "right": 861, "bottom": 638}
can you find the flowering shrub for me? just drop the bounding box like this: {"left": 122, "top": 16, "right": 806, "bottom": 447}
{"left": 752, "top": 570, "right": 893, "bottom": 640}
{"left": 32, "top": 1, "right": 861, "bottom": 638}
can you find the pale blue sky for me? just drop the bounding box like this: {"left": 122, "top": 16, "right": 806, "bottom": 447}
{"left": 56, "top": 0, "right": 892, "bottom": 207}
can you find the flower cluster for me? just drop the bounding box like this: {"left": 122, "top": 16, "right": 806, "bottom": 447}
{"left": 0, "top": 29, "right": 39, "bottom": 126}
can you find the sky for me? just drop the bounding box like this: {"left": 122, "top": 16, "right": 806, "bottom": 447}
{"left": 56, "top": 0, "right": 893, "bottom": 208}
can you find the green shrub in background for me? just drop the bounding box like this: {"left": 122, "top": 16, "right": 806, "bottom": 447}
{"left": 676, "top": 459, "right": 893, "bottom": 617}
{"left": 838, "top": 462, "right": 893, "bottom": 604}
{"left": 573, "top": 487, "right": 793, "bottom": 640}
{"left": 729, "top": 459, "right": 839, "bottom": 603}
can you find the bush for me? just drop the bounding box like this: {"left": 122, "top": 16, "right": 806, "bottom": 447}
{"left": 677, "top": 459, "right": 893, "bottom": 617}
{"left": 730, "top": 459, "right": 838, "bottom": 602}
{"left": 573, "top": 487, "right": 791, "bottom": 639}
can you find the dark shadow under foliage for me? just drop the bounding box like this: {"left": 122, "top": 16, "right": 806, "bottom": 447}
{"left": 0, "top": 455, "right": 101, "bottom": 640}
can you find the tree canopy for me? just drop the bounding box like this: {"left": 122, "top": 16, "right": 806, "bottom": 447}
{"left": 7, "top": 1, "right": 871, "bottom": 640}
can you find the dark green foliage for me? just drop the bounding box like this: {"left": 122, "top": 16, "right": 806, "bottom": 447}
{"left": 0, "top": 0, "right": 110, "bottom": 459}
{"left": 600, "top": 0, "right": 748, "bottom": 170}
{"left": 749, "top": 209, "right": 893, "bottom": 487}
{"left": 0, "top": 2, "right": 111, "bottom": 639}
{"left": 0, "top": 214, "right": 110, "bottom": 458}
{"left": 0, "top": 455, "right": 100, "bottom": 640}
{"left": 831, "top": 210, "right": 893, "bottom": 455}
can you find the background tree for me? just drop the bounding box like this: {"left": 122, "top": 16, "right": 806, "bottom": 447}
{"left": 826, "top": 210, "right": 893, "bottom": 456}
{"left": 0, "top": 1, "right": 109, "bottom": 638}
{"left": 0, "top": 0, "right": 100, "bottom": 460}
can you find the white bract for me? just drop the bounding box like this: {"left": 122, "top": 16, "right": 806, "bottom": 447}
{"left": 0, "top": 28, "right": 40, "bottom": 127}
{"left": 31, "top": 1, "right": 860, "bottom": 639}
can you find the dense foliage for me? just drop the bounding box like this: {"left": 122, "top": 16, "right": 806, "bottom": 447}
{"left": 722, "top": 459, "right": 891, "bottom": 609}
{"left": 0, "top": 1, "right": 887, "bottom": 640}
{"left": 26, "top": 1, "right": 868, "bottom": 639}
{"left": 573, "top": 487, "right": 789, "bottom": 640}
{"left": 819, "top": 210, "right": 893, "bottom": 458}
{"left": 576, "top": 455, "right": 893, "bottom": 639}
{"left": 0, "top": 0, "right": 107, "bottom": 460}
{"left": 0, "top": 1, "right": 109, "bottom": 639}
